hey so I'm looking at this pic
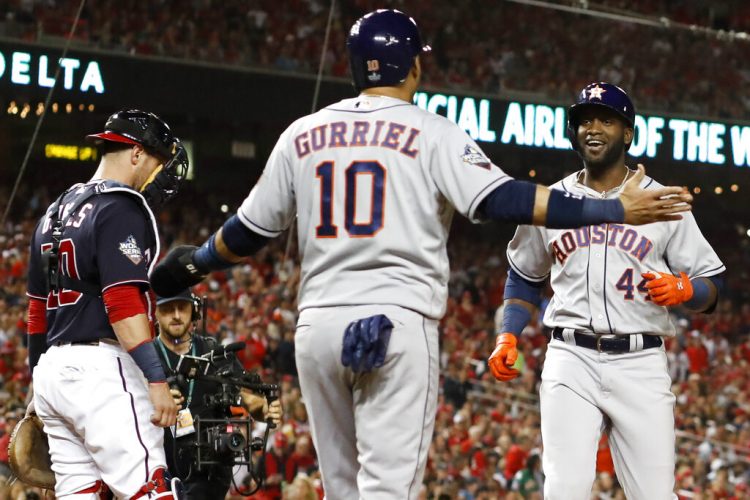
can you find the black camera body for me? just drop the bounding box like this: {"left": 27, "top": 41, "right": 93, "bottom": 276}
{"left": 169, "top": 344, "right": 279, "bottom": 480}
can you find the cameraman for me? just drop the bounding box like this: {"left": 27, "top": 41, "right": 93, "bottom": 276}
{"left": 154, "top": 289, "right": 281, "bottom": 500}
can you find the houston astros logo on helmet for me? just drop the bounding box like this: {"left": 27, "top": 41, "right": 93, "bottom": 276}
{"left": 587, "top": 84, "right": 607, "bottom": 100}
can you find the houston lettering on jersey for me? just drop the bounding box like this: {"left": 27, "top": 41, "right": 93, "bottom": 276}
{"left": 294, "top": 121, "right": 420, "bottom": 159}
{"left": 551, "top": 224, "right": 654, "bottom": 264}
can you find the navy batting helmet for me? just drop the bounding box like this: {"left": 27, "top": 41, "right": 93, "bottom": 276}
{"left": 87, "top": 110, "right": 188, "bottom": 209}
{"left": 347, "top": 9, "right": 431, "bottom": 92}
{"left": 567, "top": 82, "right": 636, "bottom": 151}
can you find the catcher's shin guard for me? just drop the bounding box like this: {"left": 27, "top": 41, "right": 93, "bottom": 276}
{"left": 131, "top": 467, "right": 184, "bottom": 500}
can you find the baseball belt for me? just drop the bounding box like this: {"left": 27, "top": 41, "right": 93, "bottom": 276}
{"left": 552, "top": 327, "right": 663, "bottom": 353}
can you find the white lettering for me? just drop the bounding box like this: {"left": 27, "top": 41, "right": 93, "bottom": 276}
{"left": 446, "top": 95, "right": 458, "bottom": 123}
{"left": 707, "top": 123, "right": 725, "bottom": 164}
{"left": 533, "top": 105, "right": 554, "bottom": 147}
{"left": 478, "top": 99, "right": 496, "bottom": 142}
{"left": 630, "top": 115, "right": 648, "bottom": 157}
{"left": 59, "top": 58, "right": 80, "bottom": 89}
{"left": 686, "top": 121, "right": 708, "bottom": 163}
{"left": 38, "top": 55, "right": 55, "bottom": 87}
{"left": 500, "top": 102, "right": 525, "bottom": 145}
{"left": 413, "top": 92, "right": 427, "bottom": 109}
{"left": 523, "top": 104, "right": 534, "bottom": 146}
{"left": 645, "top": 116, "right": 665, "bottom": 158}
{"left": 11, "top": 51, "right": 31, "bottom": 85}
{"left": 0, "top": 52, "right": 5, "bottom": 79}
{"left": 554, "top": 107, "right": 570, "bottom": 149}
{"left": 80, "top": 61, "right": 104, "bottom": 93}
{"left": 730, "top": 126, "right": 750, "bottom": 167}
{"left": 669, "top": 119, "right": 689, "bottom": 161}
{"left": 426, "top": 93, "right": 447, "bottom": 115}
{"left": 457, "top": 98, "right": 479, "bottom": 140}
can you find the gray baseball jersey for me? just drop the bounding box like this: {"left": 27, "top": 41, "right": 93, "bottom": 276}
{"left": 507, "top": 171, "right": 725, "bottom": 336}
{"left": 238, "top": 94, "right": 510, "bottom": 319}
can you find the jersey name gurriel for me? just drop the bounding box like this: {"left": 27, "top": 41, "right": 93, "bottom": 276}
{"left": 294, "top": 120, "right": 420, "bottom": 159}
{"left": 551, "top": 224, "right": 653, "bottom": 265}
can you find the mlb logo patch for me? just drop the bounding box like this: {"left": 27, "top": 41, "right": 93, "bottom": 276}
{"left": 119, "top": 235, "right": 143, "bottom": 265}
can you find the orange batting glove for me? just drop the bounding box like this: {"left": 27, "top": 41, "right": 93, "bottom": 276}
{"left": 488, "top": 333, "right": 520, "bottom": 382}
{"left": 641, "top": 271, "right": 693, "bottom": 306}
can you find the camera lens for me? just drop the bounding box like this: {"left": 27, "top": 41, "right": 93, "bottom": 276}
{"left": 228, "top": 432, "right": 245, "bottom": 451}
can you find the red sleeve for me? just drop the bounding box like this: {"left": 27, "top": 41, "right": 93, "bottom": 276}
{"left": 27, "top": 297, "right": 47, "bottom": 335}
{"left": 102, "top": 284, "right": 147, "bottom": 324}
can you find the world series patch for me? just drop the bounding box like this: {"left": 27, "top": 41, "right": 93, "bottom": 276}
{"left": 119, "top": 235, "right": 143, "bottom": 265}
{"left": 460, "top": 144, "right": 491, "bottom": 169}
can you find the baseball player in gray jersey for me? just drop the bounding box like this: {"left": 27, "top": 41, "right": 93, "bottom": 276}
{"left": 149, "top": 13, "right": 692, "bottom": 499}
{"left": 489, "top": 82, "right": 724, "bottom": 499}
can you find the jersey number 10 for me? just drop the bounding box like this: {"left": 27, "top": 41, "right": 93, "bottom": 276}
{"left": 315, "top": 160, "right": 386, "bottom": 238}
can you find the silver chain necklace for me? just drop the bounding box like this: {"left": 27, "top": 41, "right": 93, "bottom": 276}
{"left": 577, "top": 167, "right": 633, "bottom": 198}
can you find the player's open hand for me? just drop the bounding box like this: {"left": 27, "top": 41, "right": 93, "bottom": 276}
{"left": 488, "top": 333, "right": 520, "bottom": 382}
{"left": 641, "top": 271, "right": 693, "bottom": 306}
{"left": 619, "top": 165, "right": 692, "bottom": 225}
{"left": 149, "top": 382, "right": 179, "bottom": 427}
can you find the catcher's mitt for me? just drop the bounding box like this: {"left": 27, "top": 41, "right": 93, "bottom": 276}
{"left": 8, "top": 415, "right": 55, "bottom": 489}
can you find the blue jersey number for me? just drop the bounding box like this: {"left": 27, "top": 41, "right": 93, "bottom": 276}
{"left": 615, "top": 268, "right": 652, "bottom": 301}
{"left": 316, "top": 160, "right": 386, "bottom": 238}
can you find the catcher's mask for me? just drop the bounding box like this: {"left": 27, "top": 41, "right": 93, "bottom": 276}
{"left": 86, "top": 109, "right": 189, "bottom": 210}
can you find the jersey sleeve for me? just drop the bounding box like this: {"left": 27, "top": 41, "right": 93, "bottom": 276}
{"left": 26, "top": 217, "right": 49, "bottom": 300}
{"left": 428, "top": 120, "right": 511, "bottom": 222}
{"left": 94, "top": 196, "right": 155, "bottom": 291}
{"left": 506, "top": 225, "right": 553, "bottom": 282}
{"left": 237, "top": 128, "right": 296, "bottom": 237}
{"left": 663, "top": 212, "right": 725, "bottom": 278}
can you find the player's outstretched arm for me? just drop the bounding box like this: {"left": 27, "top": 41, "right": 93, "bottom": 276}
{"left": 150, "top": 214, "right": 271, "bottom": 297}
{"left": 479, "top": 165, "right": 692, "bottom": 229}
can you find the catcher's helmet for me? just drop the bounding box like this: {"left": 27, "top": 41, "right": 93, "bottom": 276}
{"left": 347, "top": 9, "right": 431, "bottom": 92}
{"left": 87, "top": 110, "right": 188, "bottom": 209}
{"left": 87, "top": 109, "right": 178, "bottom": 160}
{"left": 567, "top": 82, "right": 636, "bottom": 151}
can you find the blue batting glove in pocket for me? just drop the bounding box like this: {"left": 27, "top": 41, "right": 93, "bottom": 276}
{"left": 341, "top": 314, "right": 394, "bottom": 373}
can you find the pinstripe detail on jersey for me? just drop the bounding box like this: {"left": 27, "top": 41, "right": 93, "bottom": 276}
{"left": 237, "top": 210, "right": 285, "bottom": 237}
{"left": 467, "top": 175, "right": 512, "bottom": 221}
{"left": 326, "top": 103, "right": 412, "bottom": 114}
{"left": 407, "top": 315, "right": 431, "bottom": 498}
{"left": 118, "top": 357, "right": 150, "bottom": 483}
{"left": 507, "top": 252, "right": 549, "bottom": 282}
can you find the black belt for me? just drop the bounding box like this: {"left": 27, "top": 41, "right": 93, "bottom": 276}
{"left": 552, "top": 327, "right": 662, "bottom": 353}
{"left": 55, "top": 339, "right": 117, "bottom": 347}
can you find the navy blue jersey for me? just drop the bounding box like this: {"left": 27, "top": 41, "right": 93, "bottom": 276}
{"left": 26, "top": 180, "right": 160, "bottom": 345}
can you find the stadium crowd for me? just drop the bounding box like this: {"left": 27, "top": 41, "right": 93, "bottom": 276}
{"left": 1, "top": 0, "right": 750, "bottom": 119}
{"left": 0, "top": 180, "right": 749, "bottom": 498}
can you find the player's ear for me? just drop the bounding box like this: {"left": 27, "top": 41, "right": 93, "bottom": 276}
{"left": 131, "top": 144, "right": 145, "bottom": 165}
{"left": 623, "top": 127, "right": 634, "bottom": 148}
{"left": 412, "top": 56, "right": 421, "bottom": 81}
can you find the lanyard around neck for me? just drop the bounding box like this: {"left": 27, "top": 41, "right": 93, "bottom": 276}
{"left": 156, "top": 336, "right": 196, "bottom": 407}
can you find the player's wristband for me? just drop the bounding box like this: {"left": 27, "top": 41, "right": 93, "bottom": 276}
{"left": 501, "top": 303, "right": 531, "bottom": 338}
{"left": 221, "top": 214, "right": 271, "bottom": 257}
{"left": 545, "top": 190, "right": 624, "bottom": 229}
{"left": 128, "top": 340, "right": 167, "bottom": 383}
{"left": 193, "top": 233, "right": 234, "bottom": 273}
{"left": 505, "top": 269, "right": 544, "bottom": 307}
{"left": 685, "top": 277, "right": 711, "bottom": 311}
